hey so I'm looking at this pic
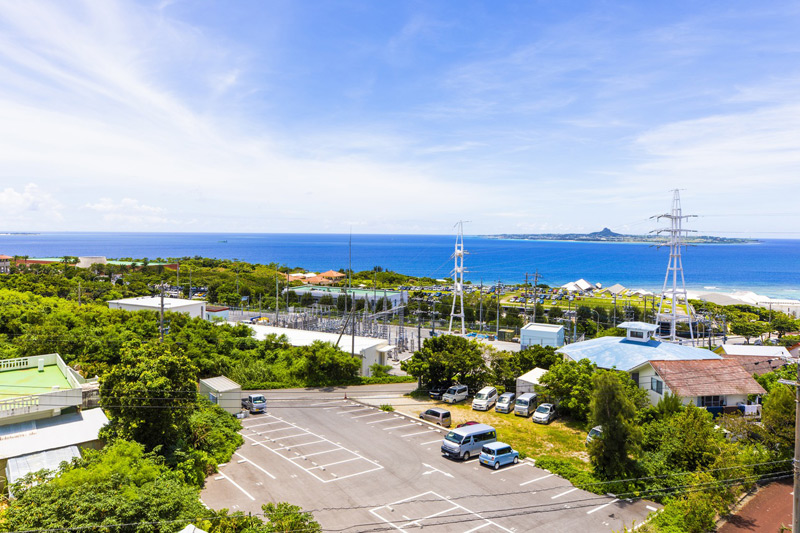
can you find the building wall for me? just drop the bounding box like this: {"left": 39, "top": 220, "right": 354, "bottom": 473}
{"left": 520, "top": 328, "right": 564, "bottom": 349}
{"left": 198, "top": 380, "right": 242, "bottom": 415}
{"left": 109, "top": 300, "right": 206, "bottom": 319}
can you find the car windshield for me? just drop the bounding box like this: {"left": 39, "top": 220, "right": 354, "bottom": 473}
{"left": 444, "top": 432, "right": 463, "bottom": 444}
{"left": 446, "top": 387, "right": 458, "bottom": 395}
{"left": 516, "top": 399, "right": 528, "bottom": 406}
{"left": 475, "top": 393, "right": 487, "bottom": 400}
{"left": 589, "top": 428, "right": 601, "bottom": 437}
{"left": 252, "top": 395, "right": 266, "bottom": 403}
{"left": 498, "top": 397, "right": 511, "bottom": 403}
{"left": 481, "top": 446, "right": 494, "bottom": 455}
{"left": 535, "top": 405, "right": 549, "bottom": 414}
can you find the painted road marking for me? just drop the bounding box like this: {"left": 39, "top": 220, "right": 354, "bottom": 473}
{"left": 233, "top": 451, "right": 276, "bottom": 480}
{"left": 382, "top": 423, "right": 417, "bottom": 431}
{"left": 420, "top": 439, "right": 443, "bottom": 445}
{"left": 401, "top": 430, "right": 436, "bottom": 438}
{"left": 216, "top": 472, "right": 255, "bottom": 501}
{"left": 352, "top": 412, "right": 385, "bottom": 419}
{"left": 587, "top": 498, "right": 619, "bottom": 514}
{"left": 552, "top": 487, "right": 579, "bottom": 499}
{"left": 366, "top": 417, "right": 400, "bottom": 424}
{"left": 520, "top": 473, "right": 554, "bottom": 486}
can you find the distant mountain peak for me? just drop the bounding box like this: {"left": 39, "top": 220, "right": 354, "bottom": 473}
{"left": 588, "top": 227, "right": 621, "bottom": 237}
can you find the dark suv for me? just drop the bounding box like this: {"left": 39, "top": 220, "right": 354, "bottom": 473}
{"left": 428, "top": 383, "right": 450, "bottom": 400}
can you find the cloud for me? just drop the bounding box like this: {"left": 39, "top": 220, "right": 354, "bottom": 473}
{"left": 84, "top": 198, "right": 185, "bottom": 228}
{"left": 0, "top": 184, "right": 63, "bottom": 227}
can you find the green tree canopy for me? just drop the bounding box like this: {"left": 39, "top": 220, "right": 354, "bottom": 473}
{"left": 401, "top": 335, "right": 488, "bottom": 390}
{"left": 588, "top": 371, "right": 640, "bottom": 480}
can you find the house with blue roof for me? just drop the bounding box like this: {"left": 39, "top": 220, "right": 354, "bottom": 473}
{"left": 556, "top": 322, "right": 721, "bottom": 372}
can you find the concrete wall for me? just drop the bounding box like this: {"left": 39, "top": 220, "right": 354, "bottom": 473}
{"left": 520, "top": 327, "right": 565, "bottom": 349}
{"left": 198, "top": 381, "right": 242, "bottom": 415}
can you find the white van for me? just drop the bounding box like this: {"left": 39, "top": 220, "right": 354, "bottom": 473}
{"left": 441, "top": 423, "right": 497, "bottom": 460}
{"left": 442, "top": 384, "right": 468, "bottom": 404}
{"left": 471, "top": 386, "right": 498, "bottom": 411}
{"left": 514, "top": 392, "right": 538, "bottom": 417}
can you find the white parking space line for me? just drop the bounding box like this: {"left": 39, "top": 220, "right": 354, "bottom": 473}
{"left": 311, "top": 401, "right": 345, "bottom": 406}
{"left": 463, "top": 523, "right": 491, "bottom": 533}
{"left": 271, "top": 439, "right": 326, "bottom": 450}
{"left": 490, "top": 462, "right": 531, "bottom": 474}
{"left": 401, "top": 430, "right": 436, "bottom": 438}
{"left": 520, "top": 473, "right": 554, "bottom": 486}
{"left": 241, "top": 415, "right": 383, "bottom": 483}
{"left": 309, "top": 457, "right": 361, "bottom": 469}
{"left": 322, "top": 406, "right": 341, "bottom": 410}
{"left": 289, "top": 449, "right": 340, "bottom": 459}
{"left": 646, "top": 505, "right": 658, "bottom": 512}
{"left": 339, "top": 408, "right": 371, "bottom": 415}
{"left": 216, "top": 472, "right": 256, "bottom": 501}
{"left": 271, "top": 433, "right": 312, "bottom": 441}
{"left": 551, "top": 487, "right": 579, "bottom": 499}
{"left": 382, "top": 423, "right": 417, "bottom": 431}
{"left": 366, "top": 417, "right": 400, "bottom": 424}
{"left": 258, "top": 427, "right": 294, "bottom": 434}
{"left": 352, "top": 412, "right": 385, "bottom": 419}
{"left": 587, "top": 498, "right": 619, "bottom": 514}
{"left": 242, "top": 421, "right": 286, "bottom": 429}
{"left": 419, "top": 439, "right": 443, "bottom": 445}
{"left": 233, "top": 452, "right": 276, "bottom": 480}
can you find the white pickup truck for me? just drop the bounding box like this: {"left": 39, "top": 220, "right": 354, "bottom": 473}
{"left": 241, "top": 394, "right": 267, "bottom": 414}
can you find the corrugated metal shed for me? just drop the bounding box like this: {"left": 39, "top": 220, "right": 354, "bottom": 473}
{"left": 199, "top": 376, "right": 240, "bottom": 392}
{"left": 650, "top": 359, "right": 766, "bottom": 397}
{"left": 6, "top": 445, "right": 80, "bottom": 486}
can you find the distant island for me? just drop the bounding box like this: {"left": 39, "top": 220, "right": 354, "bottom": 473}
{"left": 485, "top": 227, "right": 757, "bottom": 244}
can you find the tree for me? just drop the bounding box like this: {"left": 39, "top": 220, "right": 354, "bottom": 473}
{"left": 730, "top": 319, "right": 767, "bottom": 344}
{"left": 538, "top": 359, "right": 597, "bottom": 421}
{"left": 100, "top": 342, "right": 199, "bottom": 453}
{"left": 401, "top": 335, "right": 488, "bottom": 390}
{"left": 758, "top": 383, "right": 795, "bottom": 457}
{"left": 2, "top": 440, "right": 206, "bottom": 533}
{"left": 771, "top": 314, "right": 798, "bottom": 338}
{"left": 262, "top": 502, "right": 321, "bottom": 533}
{"left": 588, "top": 371, "right": 640, "bottom": 480}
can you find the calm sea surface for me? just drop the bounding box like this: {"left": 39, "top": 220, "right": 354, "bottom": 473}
{"left": 0, "top": 233, "right": 798, "bottom": 299}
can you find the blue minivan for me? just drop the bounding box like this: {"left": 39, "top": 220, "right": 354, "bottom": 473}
{"left": 479, "top": 441, "right": 519, "bottom": 470}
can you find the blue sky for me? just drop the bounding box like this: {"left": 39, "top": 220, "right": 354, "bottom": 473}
{"left": 0, "top": 1, "right": 798, "bottom": 236}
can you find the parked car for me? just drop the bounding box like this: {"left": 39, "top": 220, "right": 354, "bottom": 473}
{"left": 441, "top": 423, "right": 497, "bottom": 460}
{"left": 471, "top": 386, "right": 498, "bottom": 411}
{"left": 479, "top": 441, "right": 519, "bottom": 470}
{"left": 586, "top": 425, "right": 603, "bottom": 445}
{"left": 495, "top": 392, "right": 516, "bottom": 413}
{"left": 532, "top": 403, "right": 557, "bottom": 424}
{"left": 514, "top": 392, "right": 538, "bottom": 417}
{"left": 420, "top": 407, "right": 451, "bottom": 427}
{"left": 428, "top": 383, "right": 450, "bottom": 401}
{"left": 241, "top": 393, "right": 267, "bottom": 414}
{"left": 442, "top": 384, "right": 469, "bottom": 404}
{"left": 457, "top": 421, "right": 479, "bottom": 428}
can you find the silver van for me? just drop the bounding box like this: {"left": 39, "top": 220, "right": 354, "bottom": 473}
{"left": 419, "top": 407, "right": 451, "bottom": 427}
{"left": 495, "top": 392, "right": 516, "bottom": 413}
{"left": 441, "top": 423, "right": 497, "bottom": 460}
{"left": 442, "top": 384, "right": 469, "bottom": 404}
{"left": 514, "top": 392, "right": 538, "bottom": 417}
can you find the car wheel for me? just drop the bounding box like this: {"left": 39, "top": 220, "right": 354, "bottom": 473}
{"left": 513, "top": 456, "right": 519, "bottom": 464}
{"left": 463, "top": 451, "right": 470, "bottom": 461}
{"left": 494, "top": 461, "right": 500, "bottom": 470}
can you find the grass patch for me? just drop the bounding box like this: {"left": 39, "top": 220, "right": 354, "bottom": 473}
{"left": 380, "top": 404, "right": 395, "bottom": 412}
{"left": 398, "top": 400, "right": 592, "bottom": 475}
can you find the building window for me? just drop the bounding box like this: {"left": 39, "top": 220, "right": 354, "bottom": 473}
{"left": 630, "top": 372, "right": 639, "bottom": 386}
{"left": 651, "top": 377, "right": 663, "bottom": 395}
{"left": 630, "top": 330, "right": 644, "bottom": 339}
{"left": 699, "top": 395, "right": 724, "bottom": 408}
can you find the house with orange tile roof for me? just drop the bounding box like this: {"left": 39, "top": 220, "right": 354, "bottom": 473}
{"left": 319, "top": 269, "right": 345, "bottom": 280}
{"left": 0, "top": 255, "right": 10, "bottom": 274}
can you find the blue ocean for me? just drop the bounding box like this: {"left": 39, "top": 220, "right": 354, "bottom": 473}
{"left": 0, "top": 232, "right": 798, "bottom": 299}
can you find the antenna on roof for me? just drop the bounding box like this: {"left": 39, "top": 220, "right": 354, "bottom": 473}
{"left": 651, "top": 189, "right": 697, "bottom": 344}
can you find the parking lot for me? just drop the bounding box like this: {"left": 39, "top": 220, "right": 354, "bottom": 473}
{"left": 201, "top": 393, "right": 659, "bottom": 532}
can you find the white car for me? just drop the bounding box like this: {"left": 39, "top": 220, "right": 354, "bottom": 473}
{"left": 442, "top": 385, "right": 469, "bottom": 404}
{"left": 471, "top": 386, "right": 498, "bottom": 411}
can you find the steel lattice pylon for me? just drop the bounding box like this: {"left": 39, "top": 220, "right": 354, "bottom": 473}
{"left": 652, "top": 190, "right": 697, "bottom": 343}
{"left": 449, "top": 221, "right": 468, "bottom": 335}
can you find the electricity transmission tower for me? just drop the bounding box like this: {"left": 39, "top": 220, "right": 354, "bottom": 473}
{"left": 652, "top": 190, "right": 697, "bottom": 343}
{"left": 449, "top": 221, "right": 468, "bottom": 335}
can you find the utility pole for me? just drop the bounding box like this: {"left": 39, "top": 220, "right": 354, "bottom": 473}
{"left": 496, "top": 280, "right": 500, "bottom": 337}
{"left": 159, "top": 285, "right": 165, "bottom": 343}
{"left": 78, "top": 282, "right": 81, "bottom": 307}
{"left": 479, "top": 280, "right": 483, "bottom": 332}
{"left": 275, "top": 274, "right": 279, "bottom": 323}
{"left": 523, "top": 272, "right": 529, "bottom": 320}
{"left": 188, "top": 267, "right": 192, "bottom": 299}
{"left": 777, "top": 357, "right": 800, "bottom": 533}
{"left": 532, "top": 271, "right": 540, "bottom": 323}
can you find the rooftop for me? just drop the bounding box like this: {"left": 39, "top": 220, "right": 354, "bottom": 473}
{"left": 0, "top": 408, "right": 109, "bottom": 460}
{"left": 199, "top": 376, "right": 240, "bottom": 392}
{"left": 715, "top": 344, "right": 791, "bottom": 359}
{"left": 290, "top": 285, "right": 405, "bottom": 297}
{"left": 243, "top": 323, "right": 387, "bottom": 353}
{"left": 618, "top": 321, "right": 659, "bottom": 332}
{"left": 557, "top": 336, "right": 720, "bottom": 371}
{"left": 0, "top": 366, "right": 72, "bottom": 400}
{"left": 649, "top": 359, "right": 766, "bottom": 397}
{"left": 107, "top": 296, "right": 203, "bottom": 309}
{"left": 522, "top": 323, "right": 564, "bottom": 332}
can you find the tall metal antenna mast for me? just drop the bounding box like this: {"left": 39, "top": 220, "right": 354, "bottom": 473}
{"left": 449, "top": 221, "right": 468, "bottom": 335}
{"left": 652, "top": 190, "right": 697, "bottom": 344}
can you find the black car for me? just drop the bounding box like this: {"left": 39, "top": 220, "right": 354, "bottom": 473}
{"left": 429, "top": 384, "right": 450, "bottom": 400}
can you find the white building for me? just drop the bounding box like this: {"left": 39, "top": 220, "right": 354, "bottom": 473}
{"left": 107, "top": 296, "right": 206, "bottom": 319}
{"left": 243, "top": 324, "right": 394, "bottom": 377}
{"left": 516, "top": 367, "right": 548, "bottom": 395}
{"left": 520, "top": 323, "right": 565, "bottom": 349}
{"left": 198, "top": 376, "right": 242, "bottom": 415}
